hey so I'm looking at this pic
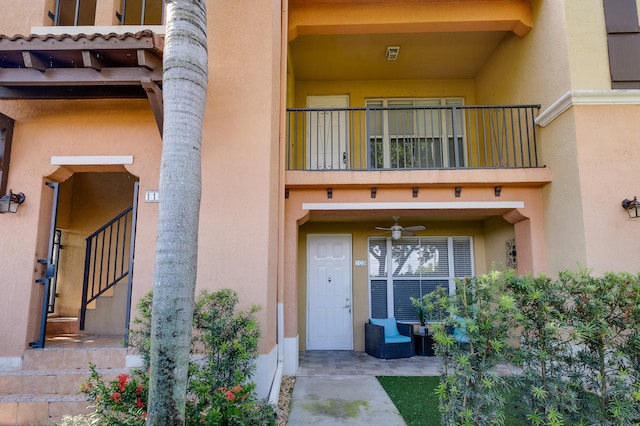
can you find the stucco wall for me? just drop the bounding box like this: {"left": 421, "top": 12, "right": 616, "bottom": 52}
{"left": 296, "top": 219, "right": 491, "bottom": 351}
{"left": 564, "top": 0, "right": 611, "bottom": 89}
{"left": 574, "top": 105, "right": 640, "bottom": 275}
{"left": 482, "top": 216, "right": 516, "bottom": 271}
{"left": 295, "top": 79, "right": 476, "bottom": 107}
{"left": 0, "top": 99, "right": 161, "bottom": 355}
{"left": 0, "top": 0, "right": 283, "bottom": 359}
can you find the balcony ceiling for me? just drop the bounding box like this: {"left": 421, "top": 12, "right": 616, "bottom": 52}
{"left": 290, "top": 31, "right": 509, "bottom": 81}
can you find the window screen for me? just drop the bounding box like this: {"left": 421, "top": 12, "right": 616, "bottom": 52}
{"left": 369, "top": 236, "right": 473, "bottom": 321}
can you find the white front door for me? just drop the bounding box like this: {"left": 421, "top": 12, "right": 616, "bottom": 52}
{"left": 306, "top": 95, "right": 350, "bottom": 170}
{"left": 307, "top": 235, "right": 353, "bottom": 350}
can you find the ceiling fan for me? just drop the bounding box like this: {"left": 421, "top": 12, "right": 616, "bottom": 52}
{"left": 375, "top": 216, "right": 425, "bottom": 239}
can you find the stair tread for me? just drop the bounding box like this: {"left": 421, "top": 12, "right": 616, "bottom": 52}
{"left": 0, "top": 394, "right": 87, "bottom": 402}
{"left": 0, "top": 367, "right": 131, "bottom": 376}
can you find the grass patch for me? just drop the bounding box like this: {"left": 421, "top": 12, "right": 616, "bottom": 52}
{"left": 378, "top": 376, "right": 523, "bottom": 426}
{"left": 377, "top": 376, "right": 441, "bottom": 426}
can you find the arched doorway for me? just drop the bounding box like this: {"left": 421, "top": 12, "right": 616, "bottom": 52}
{"left": 31, "top": 171, "right": 139, "bottom": 348}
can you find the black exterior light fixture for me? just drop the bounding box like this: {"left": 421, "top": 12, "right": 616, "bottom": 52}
{"left": 622, "top": 196, "right": 640, "bottom": 218}
{"left": 0, "top": 190, "right": 25, "bottom": 213}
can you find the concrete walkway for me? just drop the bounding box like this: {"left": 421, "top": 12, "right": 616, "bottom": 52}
{"left": 287, "top": 375, "right": 406, "bottom": 425}
{"left": 286, "top": 351, "right": 442, "bottom": 425}
{"left": 286, "top": 351, "right": 520, "bottom": 425}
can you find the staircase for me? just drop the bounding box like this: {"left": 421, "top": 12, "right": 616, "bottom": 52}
{"left": 82, "top": 281, "right": 128, "bottom": 336}
{"left": 80, "top": 205, "right": 135, "bottom": 336}
{"left": 0, "top": 346, "right": 129, "bottom": 425}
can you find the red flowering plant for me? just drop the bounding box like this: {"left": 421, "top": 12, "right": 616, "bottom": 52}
{"left": 189, "top": 385, "right": 253, "bottom": 424}
{"left": 80, "top": 363, "right": 148, "bottom": 426}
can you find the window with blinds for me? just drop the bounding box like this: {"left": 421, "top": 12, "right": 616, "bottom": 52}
{"left": 368, "top": 236, "right": 474, "bottom": 321}
{"left": 366, "top": 98, "right": 466, "bottom": 169}
{"left": 51, "top": 0, "right": 97, "bottom": 26}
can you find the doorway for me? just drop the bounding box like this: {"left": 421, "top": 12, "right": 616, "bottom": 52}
{"left": 306, "top": 95, "right": 350, "bottom": 170}
{"left": 307, "top": 234, "right": 353, "bottom": 350}
{"left": 33, "top": 171, "right": 139, "bottom": 348}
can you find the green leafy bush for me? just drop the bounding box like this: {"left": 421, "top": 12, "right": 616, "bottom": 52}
{"left": 433, "top": 272, "right": 518, "bottom": 426}
{"left": 437, "top": 269, "right": 640, "bottom": 426}
{"left": 559, "top": 270, "right": 640, "bottom": 425}
{"left": 82, "top": 289, "right": 275, "bottom": 425}
{"left": 504, "top": 273, "right": 579, "bottom": 425}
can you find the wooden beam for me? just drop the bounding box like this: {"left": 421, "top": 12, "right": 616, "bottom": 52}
{"left": 81, "top": 50, "right": 104, "bottom": 70}
{"left": 137, "top": 49, "right": 162, "bottom": 70}
{"left": 141, "top": 77, "right": 163, "bottom": 137}
{"left": 21, "top": 52, "right": 47, "bottom": 71}
{"left": 0, "top": 86, "right": 148, "bottom": 99}
{"left": 0, "top": 67, "right": 162, "bottom": 85}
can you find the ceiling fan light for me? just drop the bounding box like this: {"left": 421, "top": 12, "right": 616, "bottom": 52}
{"left": 392, "top": 229, "right": 402, "bottom": 239}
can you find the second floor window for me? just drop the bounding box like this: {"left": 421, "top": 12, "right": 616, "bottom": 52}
{"left": 366, "top": 98, "right": 466, "bottom": 169}
{"left": 53, "top": 0, "right": 97, "bottom": 26}
{"left": 118, "top": 0, "right": 165, "bottom": 25}
{"left": 51, "top": 0, "right": 165, "bottom": 26}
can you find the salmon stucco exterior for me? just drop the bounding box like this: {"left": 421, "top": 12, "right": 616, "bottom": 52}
{"left": 1, "top": 0, "right": 640, "bottom": 424}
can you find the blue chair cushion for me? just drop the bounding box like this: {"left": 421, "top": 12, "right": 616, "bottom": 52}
{"left": 453, "top": 327, "right": 470, "bottom": 344}
{"left": 370, "top": 317, "right": 400, "bottom": 337}
{"left": 385, "top": 334, "right": 412, "bottom": 344}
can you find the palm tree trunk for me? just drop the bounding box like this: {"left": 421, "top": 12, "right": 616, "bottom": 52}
{"left": 147, "top": 1, "right": 208, "bottom": 424}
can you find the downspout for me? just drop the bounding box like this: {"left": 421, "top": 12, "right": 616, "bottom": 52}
{"left": 268, "top": 0, "right": 288, "bottom": 406}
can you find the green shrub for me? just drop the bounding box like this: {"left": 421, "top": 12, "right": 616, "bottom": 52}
{"left": 559, "top": 270, "right": 640, "bottom": 425}
{"left": 81, "top": 289, "right": 275, "bottom": 426}
{"left": 504, "top": 273, "right": 579, "bottom": 425}
{"left": 434, "top": 272, "right": 518, "bottom": 426}
{"left": 432, "top": 268, "right": 640, "bottom": 426}
{"left": 185, "top": 289, "right": 275, "bottom": 425}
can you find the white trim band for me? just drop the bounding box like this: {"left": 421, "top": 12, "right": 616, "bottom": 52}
{"left": 302, "top": 201, "right": 524, "bottom": 210}
{"left": 536, "top": 90, "right": 640, "bottom": 127}
{"left": 51, "top": 155, "right": 134, "bottom": 165}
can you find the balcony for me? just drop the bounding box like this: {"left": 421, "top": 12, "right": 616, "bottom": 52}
{"left": 286, "top": 104, "right": 541, "bottom": 172}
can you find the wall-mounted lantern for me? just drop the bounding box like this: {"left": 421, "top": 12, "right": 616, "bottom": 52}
{"left": 622, "top": 196, "right": 640, "bottom": 218}
{"left": 0, "top": 190, "right": 25, "bottom": 213}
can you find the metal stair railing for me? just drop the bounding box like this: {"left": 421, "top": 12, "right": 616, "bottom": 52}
{"left": 79, "top": 206, "right": 133, "bottom": 330}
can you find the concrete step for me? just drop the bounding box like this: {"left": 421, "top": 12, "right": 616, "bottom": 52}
{"left": 0, "top": 398, "right": 92, "bottom": 426}
{"left": 22, "top": 347, "right": 127, "bottom": 371}
{"left": 0, "top": 369, "right": 126, "bottom": 396}
{"left": 45, "top": 317, "right": 79, "bottom": 336}
{"left": 0, "top": 347, "right": 131, "bottom": 425}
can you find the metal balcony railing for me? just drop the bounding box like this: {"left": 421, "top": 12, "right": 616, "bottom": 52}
{"left": 286, "top": 105, "right": 541, "bottom": 171}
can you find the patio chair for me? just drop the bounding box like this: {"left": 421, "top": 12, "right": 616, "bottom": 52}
{"left": 365, "top": 317, "right": 415, "bottom": 359}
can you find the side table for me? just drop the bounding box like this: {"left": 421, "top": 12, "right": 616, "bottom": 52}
{"left": 414, "top": 332, "right": 435, "bottom": 356}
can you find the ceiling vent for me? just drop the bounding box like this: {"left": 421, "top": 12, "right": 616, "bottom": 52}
{"left": 385, "top": 46, "right": 400, "bottom": 60}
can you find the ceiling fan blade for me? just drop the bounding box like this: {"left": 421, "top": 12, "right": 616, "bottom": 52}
{"left": 375, "top": 226, "right": 392, "bottom": 231}
{"left": 402, "top": 230, "right": 415, "bottom": 237}
{"left": 403, "top": 225, "right": 426, "bottom": 231}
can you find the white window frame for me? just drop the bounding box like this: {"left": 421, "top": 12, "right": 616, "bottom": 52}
{"left": 365, "top": 97, "right": 467, "bottom": 169}
{"left": 368, "top": 235, "right": 475, "bottom": 320}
